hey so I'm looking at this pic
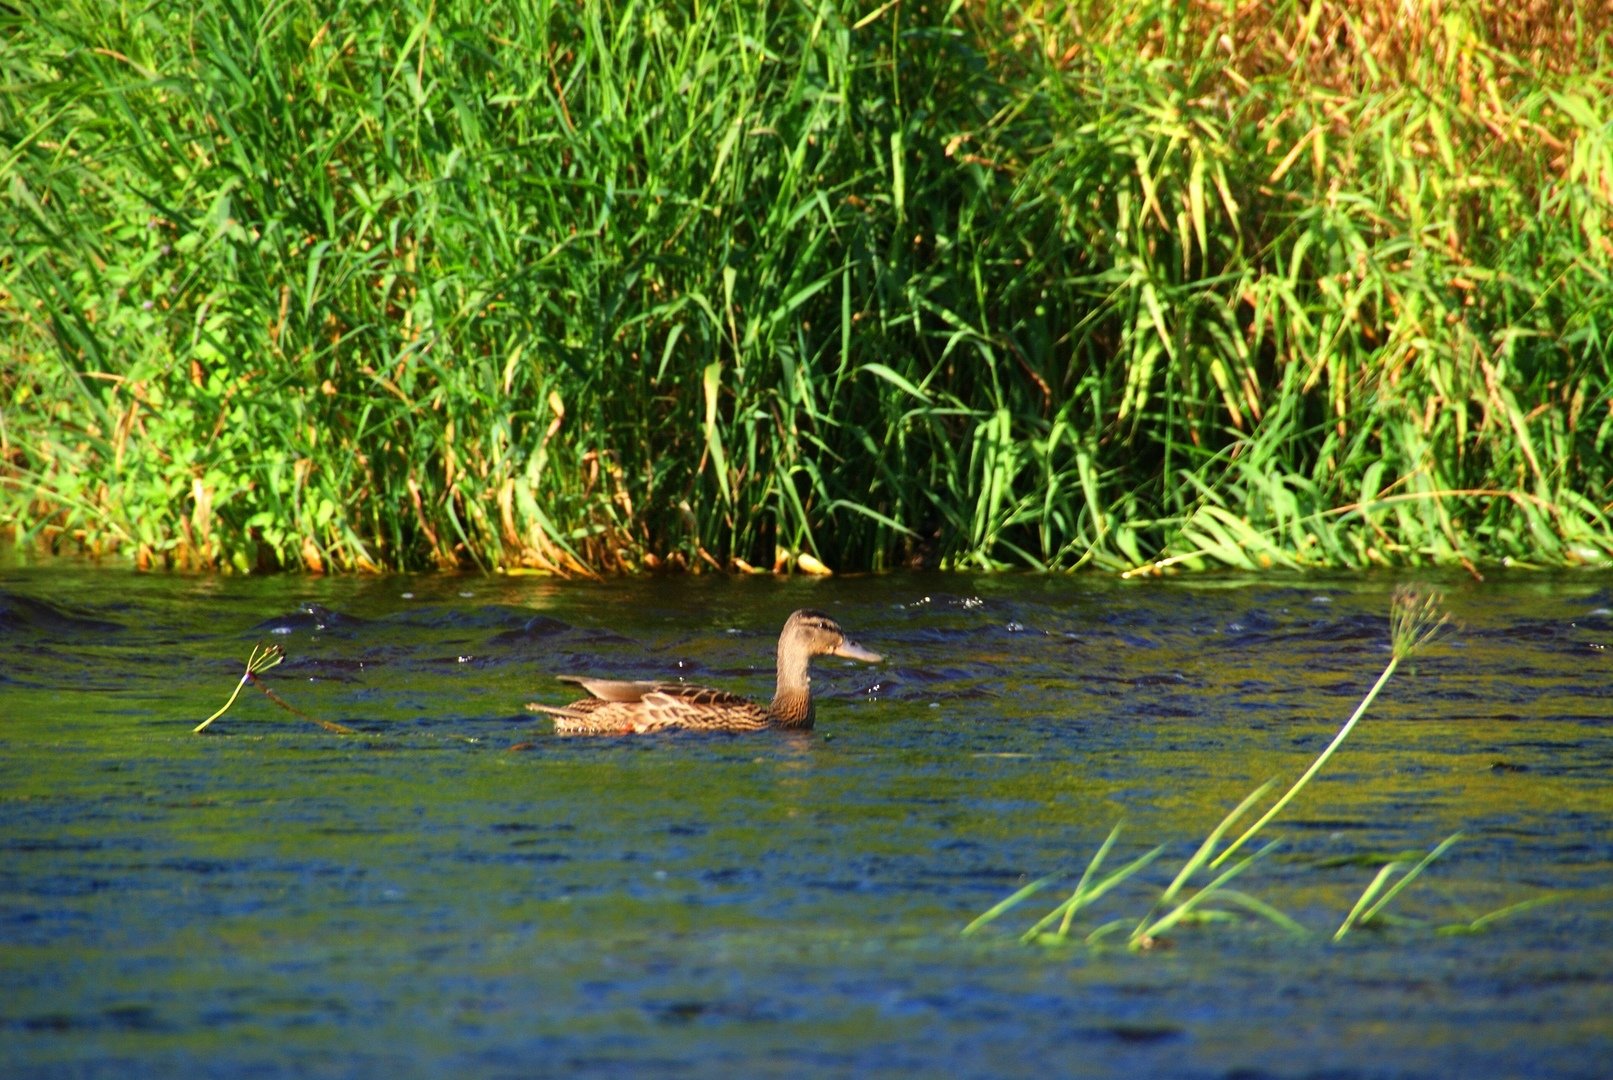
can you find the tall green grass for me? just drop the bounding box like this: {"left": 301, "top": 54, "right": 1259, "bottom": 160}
{"left": 4, "top": 1, "right": 1611, "bottom": 572}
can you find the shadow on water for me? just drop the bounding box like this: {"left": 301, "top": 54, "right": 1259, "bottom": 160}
{"left": 2, "top": 567, "right": 1611, "bottom": 1078}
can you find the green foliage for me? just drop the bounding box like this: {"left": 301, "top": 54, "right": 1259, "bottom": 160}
{"left": 3, "top": 0, "right": 1611, "bottom": 571}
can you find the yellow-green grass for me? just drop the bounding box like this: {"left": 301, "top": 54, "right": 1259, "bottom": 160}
{"left": 4, "top": 1, "right": 1610, "bottom": 573}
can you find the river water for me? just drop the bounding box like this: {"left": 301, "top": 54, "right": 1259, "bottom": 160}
{"left": 3, "top": 567, "right": 1610, "bottom": 1078}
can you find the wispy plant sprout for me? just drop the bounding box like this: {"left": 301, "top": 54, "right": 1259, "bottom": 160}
{"left": 193, "top": 643, "right": 355, "bottom": 735}
{"left": 1210, "top": 587, "right": 1453, "bottom": 870}
{"left": 1335, "top": 831, "right": 1464, "bottom": 940}
{"left": 195, "top": 643, "right": 284, "bottom": 733}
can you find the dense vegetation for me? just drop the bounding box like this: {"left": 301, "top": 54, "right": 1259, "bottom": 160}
{"left": 4, "top": 0, "right": 1611, "bottom": 573}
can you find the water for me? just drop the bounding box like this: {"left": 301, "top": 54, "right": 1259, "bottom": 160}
{"left": 3, "top": 567, "right": 1611, "bottom": 1078}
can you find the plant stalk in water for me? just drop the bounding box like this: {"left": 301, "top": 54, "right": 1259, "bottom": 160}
{"left": 1336, "top": 832, "right": 1464, "bottom": 940}
{"left": 195, "top": 643, "right": 284, "bottom": 733}
{"left": 194, "top": 643, "right": 355, "bottom": 734}
{"left": 1209, "top": 586, "right": 1452, "bottom": 870}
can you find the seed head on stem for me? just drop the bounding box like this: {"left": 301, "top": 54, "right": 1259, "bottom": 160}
{"left": 1390, "top": 585, "right": 1453, "bottom": 661}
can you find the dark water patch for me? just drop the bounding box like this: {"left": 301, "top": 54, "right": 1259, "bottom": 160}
{"left": 6, "top": 1004, "right": 170, "bottom": 1034}
{"left": 2, "top": 837, "right": 109, "bottom": 854}
{"left": 505, "top": 611, "right": 574, "bottom": 636}
{"left": 0, "top": 590, "right": 126, "bottom": 637}
{"left": 252, "top": 602, "right": 370, "bottom": 636}
{"left": 1080, "top": 1022, "right": 1187, "bottom": 1045}
{"left": 385, "top": 604, "right": 560, "bottom": 633}
{"left": 486, "top": 613, "right": 637, "bottom": 650}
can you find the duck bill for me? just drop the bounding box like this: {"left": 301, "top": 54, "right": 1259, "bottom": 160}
{"left": 833, "top": 639, "right": 882, "bottom": 663}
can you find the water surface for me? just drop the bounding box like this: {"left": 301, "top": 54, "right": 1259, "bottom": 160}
{"left": 3, "top": 568, "right": 1611, "bottom": 1078}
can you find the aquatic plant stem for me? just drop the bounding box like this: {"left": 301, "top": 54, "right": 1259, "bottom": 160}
{"left": 1209, "top": 658, "right": 1400, "bottom": 871}
{"left": 1023, "top": 839, "right": 1166, "bottom": 944}
{"left": 960, "top": 876, "right": 1058, "bottom": 938}
{"left": 1134, "top": 841, "right": 1281, "bottom": 946}
{"left": 194, "top": 643, "right": 284, "bottom": 733}
{"left": 251, "top": 679, "right": 357, "bottom": 735}
{"left": 193, "top": 643, "right": 355, "bottom": 735}
{"left": 1335, "top": 832, "right": 1464, "bottom": 940}
{"left": 1130, "top": 779, "right": 1276, "bottom": 938}
{"left": 1210, "top": 587, "right": 1450, "bottom": 871}
{"left": 1437, "top": 894, "right": 1560, "bottom": 936}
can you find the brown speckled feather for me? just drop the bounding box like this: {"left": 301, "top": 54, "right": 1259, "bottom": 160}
{"left": 525, "top": 610, "right": 881, "bottom": 736}
{"left": 528, "top": 684, "right": 770, "bottom": 734}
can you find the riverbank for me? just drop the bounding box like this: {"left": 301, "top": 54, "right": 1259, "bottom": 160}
{"left": 6, "top": 1, "right": 1611, "bottom": 573}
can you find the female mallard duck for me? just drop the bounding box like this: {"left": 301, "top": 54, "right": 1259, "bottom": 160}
{"left": 526, "top": 609, "right": 882, "bottom": 735}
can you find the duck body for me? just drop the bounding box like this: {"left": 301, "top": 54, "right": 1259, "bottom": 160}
{"left": 526, "top": 609, "right": 881, "bottom": 735}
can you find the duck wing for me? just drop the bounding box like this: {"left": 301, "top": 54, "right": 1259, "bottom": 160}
{"left": 630, "top": 685, "right": 770, "bottom": 732}
{"left": 556, "top": 678, "right": 757, "bottom": 711}
{"left": 528, "top": 679, "right": 770, "bottom": 734}
{"left": 556, "top": 676, "right": 666, "bottom": 703}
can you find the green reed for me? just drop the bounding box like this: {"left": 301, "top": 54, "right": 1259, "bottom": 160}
{"left": 4, "top": 1, "right": 1611, "bottom": 572}
{"left": 195, "top": 641, "right": 355, "bottom": 734}
{"left": 195, "top": 643, "right": 287, "bottom": 734}
{"left": 965, "top": 588, "right": 1550, "bottom": 948}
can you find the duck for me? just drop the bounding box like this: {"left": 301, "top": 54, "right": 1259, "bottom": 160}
{"left": 526, "top": 609, "right": 882, "bottom": 735}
